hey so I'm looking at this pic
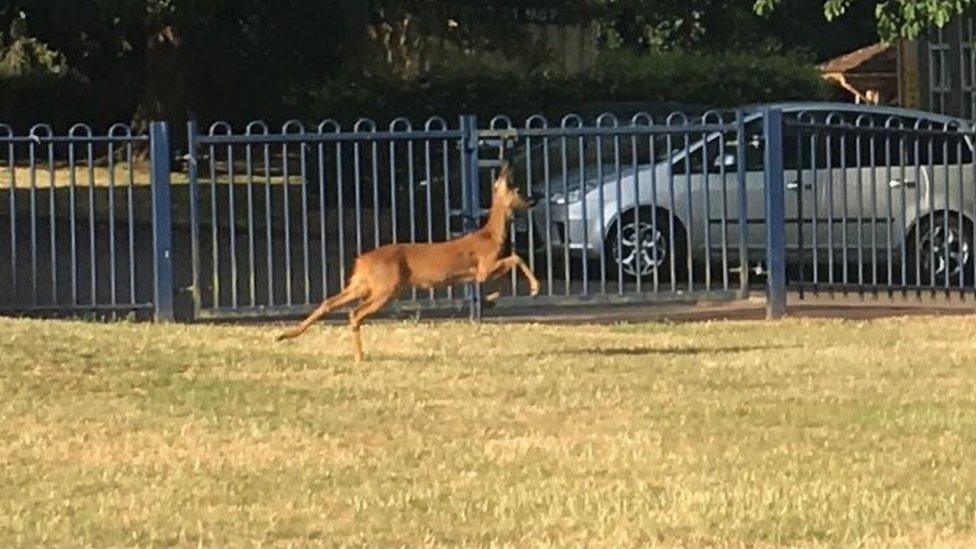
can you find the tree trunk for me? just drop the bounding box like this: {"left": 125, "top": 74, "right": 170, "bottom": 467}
{"left": 131, "top": 24, "right": 186, "bottom": 159}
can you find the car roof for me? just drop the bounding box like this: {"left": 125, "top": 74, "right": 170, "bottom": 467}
{"left": 739, "top": 101, "right": 971, "bottom": 126}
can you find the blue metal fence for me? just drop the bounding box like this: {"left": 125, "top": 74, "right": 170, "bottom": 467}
{"left": 185, "top": 116, "right": 471, "bottom": 320}
{"left": 779, "top": 106, "right": 976, "bottom": 302}
{"left": 183, "top": 111, "right": 752, "bottom": 321}
{"left": 2, "top": 105, "right": 974, "bottom": 323}
{"left": 0, "top": 121, "right": 170, "bottom": 319}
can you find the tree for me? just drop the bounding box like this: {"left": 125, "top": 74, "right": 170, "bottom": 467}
{"left": 754, "top": 0, "right": 975, "bottom": 41}
{"left": 0, "top": 1, "right": 554, "bottom": 129}
{"left": 1, "top": 1, "right": 368, "bottom": 130}
{"left": 586, "top": 0, "right": 875, "bottom": 61}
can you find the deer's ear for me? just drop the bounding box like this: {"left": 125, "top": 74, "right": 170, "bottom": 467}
{"left": 495, "top": 162, "right": 512, "bottom": 187}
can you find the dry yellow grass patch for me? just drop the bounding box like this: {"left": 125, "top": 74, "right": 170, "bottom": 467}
{"left": 2, "top": 315, "right": 976, "bottom": 546}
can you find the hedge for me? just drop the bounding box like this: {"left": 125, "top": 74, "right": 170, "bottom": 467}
{"left": 301, "top": 49, "right": 828, "bottom": 127}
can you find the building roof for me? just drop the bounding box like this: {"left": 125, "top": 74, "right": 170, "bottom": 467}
{"left": 819, "top": 42, "right": 892, "bottom": 74}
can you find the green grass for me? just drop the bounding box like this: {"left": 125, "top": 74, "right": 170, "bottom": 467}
{"left": 2, "top": 315, "right": 976, "bottom": 547}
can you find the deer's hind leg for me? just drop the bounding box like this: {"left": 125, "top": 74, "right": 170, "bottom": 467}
{"left": 277, "top": 280, "right": 367, "bottom": 341}
{"left": 349, "top": 287, "right": 400, "bottom": 362}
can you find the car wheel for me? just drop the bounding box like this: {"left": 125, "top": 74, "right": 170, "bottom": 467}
{"left": 607, "top": 208, "right": 687, "bottom": 282}
{"left": 906, "top": 212, "right": 974, "bottom": 286}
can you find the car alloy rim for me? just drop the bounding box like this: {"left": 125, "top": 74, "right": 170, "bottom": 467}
{"left": 614, "top": 221, "right": 667, "bottom": 277}
{"left": 920, "top": 224, "right": 971, "bottom": 278}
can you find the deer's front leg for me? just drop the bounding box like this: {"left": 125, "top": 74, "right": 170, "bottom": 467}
{"left": 476, "top": 254, "right": 541, "bottom": 297}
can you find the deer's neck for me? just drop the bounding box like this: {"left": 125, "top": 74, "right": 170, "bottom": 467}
{"left": 481, "top": 201, "right": 509, "bottom": 246}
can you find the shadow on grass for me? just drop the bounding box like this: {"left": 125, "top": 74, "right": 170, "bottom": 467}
{"left": 349, "top": 345, "right": 800, "bottom": 364}
{"left": 528, "top": 344, "right": 799, "bottom": 357}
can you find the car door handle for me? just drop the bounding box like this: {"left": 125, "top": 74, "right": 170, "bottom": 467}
{"left": 786, "top": 180, "right": 813, "bottom": 191}
{"left": 888, "top": 178, "right": 917, "bottom": 189}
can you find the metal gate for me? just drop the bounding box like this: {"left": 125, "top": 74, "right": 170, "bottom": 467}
{"left": 0, "top": 122, "right": 173, "bottom": 320}
{"left": 473, "top": 112, "right": 752, "bottom": 311}
{"left": 185, "top": 117, "right": 475, "bottom": 320}
{"left": 775, "top": 105, "right": 976, "bottom": 303}
{"left": 185, "top": 112, "right": 752, "bottom": 320}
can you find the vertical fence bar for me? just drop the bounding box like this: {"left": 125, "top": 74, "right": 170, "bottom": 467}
{"left": 541, "top": 128, "right": 553, "bottom": 297}
{"left": 423, "top": 121, "right": 435, "bottom": 301}
{"left": 281, "top": 125, "right": 293, "bottom": 305}
{"left": 794, "top": 119, "right": 806, "bottom": 298}
{"left": 86, "top": 134, "right": 96, "bottom": 304}
{"left": 854, "top": 121, "right": 864, "bottom": 294}
{"left": 955, "top": 133, "right": 965, "bottom": 295}
{"left": 682, "top": 127, "right": 693, "bottom": 292}
{"left": 700, "top": 115, "right": 712, "bottom": 293}
{"left": 840, "top": 130, "right": 849, "bottom": 290}
{"left": 883, "top": 120, "right": 895, "bottom": 292}
{"left": 611, "top": 129, "right": 623, "bottom": 294}
{"left": 370, "top": 130, "right": 381, "bottom": 251}
{"left": 460, "top": 114, "right": 481, "bottom": 320}
{"left": 125, "top": 132, "right": 136, "bottom": 305}
{"left": 264, "top": 135, "right": 275, "bottom": 301}
{"left": 67, "top": 132, "right": 78, "bottom": 305}
{"left": 649, "top": 121, "right": 660, "bottom": 294}
{"left": 46, "top": 134, "right": 57, "bottom": 304}
{"left": 811, "top": 126, "right": 819, "bottom": 293}
{"left": 186, "top": 121, "right": 202, "bottom": 316}
{"left": 665, "top": 124, "right": 677, "bottom": 292}
{"left": 941, "top": 133, "right": 950, "bottom": 292}
{"left": 352, "top": 129, "right": 363, "bottom": 257}
{"left": 4, "top": 128, "right": 15, "bottom": 299}
{"left": 717, "top": 117, "right": 729, "bottom": 291}
{"left": 28, "top": 132, "right": 37, "bottom": 304}
{"left": 441, "top": 133, "right": 452, "bottom": 300}
{"left": 764, "top": 108, "right": 787, "bottom": 318}
{"left": 150, "top": 121, "right": 174, "bottom": 321}
{"left": 107, "top": 134, "right": 118, "bottom": 306}
{"left": 927, "top": 135, "right": 935, "bottom": 292}
{"left": 294, "top": 125, "right": 311, "bottom": 305}
{"left": 735, "top": 110, "right": 749, "bottom": 299}
{"left": 208, "top": 127, "right": 221, "bottom": 308}
{"left": 595, "top": 118, "right": 608, "bottom": 294}
{"left": 868, "top": 125, "right": 879, "bottom": 294}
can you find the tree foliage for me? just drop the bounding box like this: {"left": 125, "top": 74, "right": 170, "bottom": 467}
{"left": 755, "top": 0, "right": 974, "bottom": 41}
{"left": 0, "top": 1, "right": 868, "bottom": 130}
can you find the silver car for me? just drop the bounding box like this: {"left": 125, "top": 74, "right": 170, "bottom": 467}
{"left": 522, "top": 102, "right": 975, "bottom": 284}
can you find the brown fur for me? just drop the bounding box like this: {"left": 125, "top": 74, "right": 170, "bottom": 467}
{"left": 276, "top": 164, "right": 540, "bottom": 361}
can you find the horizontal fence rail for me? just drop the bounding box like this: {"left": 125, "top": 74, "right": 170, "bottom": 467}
{"left": 0, "top": 123, "right": 168, "bottom": 318}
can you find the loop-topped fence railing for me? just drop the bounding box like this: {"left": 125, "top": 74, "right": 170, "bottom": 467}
{"left": 3, "top": 104, "right": 975, "bottom": 322}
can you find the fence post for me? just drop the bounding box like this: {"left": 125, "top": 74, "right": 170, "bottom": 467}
{"left": 460, "top": 114, "right": 482, "bottom": 321}
{"left": 763, "top": 108, "right": 787, "bottom": 319}
{"left": 735, "top": 109, "right": 750, "bottom": 299}
{"left": 150, "top": 121, "right": 175, "bottom": 321}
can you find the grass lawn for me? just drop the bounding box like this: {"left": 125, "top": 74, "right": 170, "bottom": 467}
{"left": 6, "top": 164, "right": 297, "bottom": 188}
{"left": 2, "top": 315, "right": 976, "bottom": 546}
{"left": 7, "top": 164, "right": 183, "bottom": 188}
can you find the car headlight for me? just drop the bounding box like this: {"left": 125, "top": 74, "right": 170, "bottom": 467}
{"left": 550, "top": 179, "right": 601, "bottom": 204}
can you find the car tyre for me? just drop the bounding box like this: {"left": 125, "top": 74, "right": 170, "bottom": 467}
{"left": 905, "top": 211, "right": 974, "bottom": 286}
{"left": 606, "top": 208, "right": 687, "bottom": 283}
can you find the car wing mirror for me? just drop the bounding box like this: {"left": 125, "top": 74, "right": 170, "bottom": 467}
{"left": 712, "top": 152, "right": 736, "bottom": 171}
